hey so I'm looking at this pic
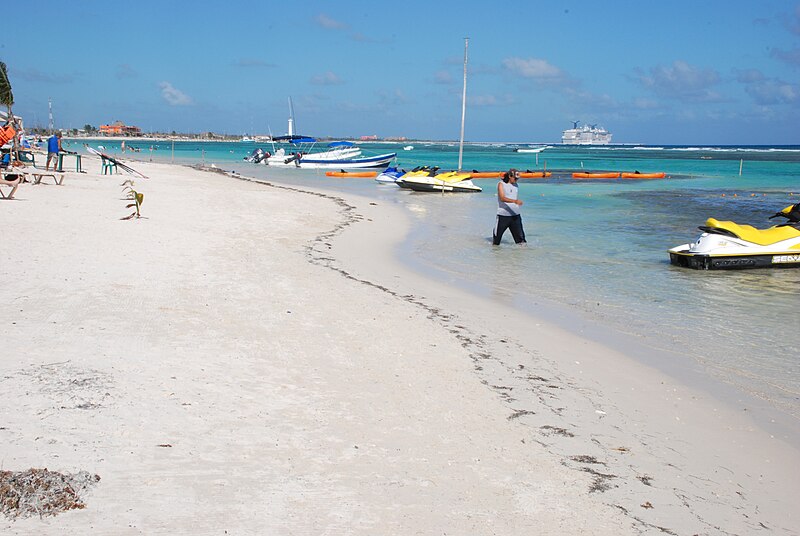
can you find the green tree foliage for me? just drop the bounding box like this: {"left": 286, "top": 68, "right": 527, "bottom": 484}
{"left": 0, "top": 61, "right": 13, "bottom": 112}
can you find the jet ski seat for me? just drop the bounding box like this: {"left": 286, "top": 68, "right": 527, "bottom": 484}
{"left": 704, "top": 218, "right": 800, "bottom": 246}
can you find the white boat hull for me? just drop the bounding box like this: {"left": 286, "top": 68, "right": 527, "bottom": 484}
{"left": 297, "top": 153, "right": 396, "bottom": 169}
{"left": 264, "top": 147, "right": 362, "bottom": 167}
{"left": 669, "top": 232, "right": 800, "bottom": 269}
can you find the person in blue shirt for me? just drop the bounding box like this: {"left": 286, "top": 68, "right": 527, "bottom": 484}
{"left": 46, "top": 132, "right": 62, "bottom": 170}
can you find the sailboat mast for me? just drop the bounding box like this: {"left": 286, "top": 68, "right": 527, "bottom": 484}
{"left": 457, "top": 38, "right": 469, "bottom": 172}
{"left": 287, "top": 96, "right": 295, "bottom": 136}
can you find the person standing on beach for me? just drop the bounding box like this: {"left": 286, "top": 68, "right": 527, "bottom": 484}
{"left": 493, "top": 168, "right": 527, "bottom": 245}
{"left": 46, "top": 132, "right": 62, "bottom": 171}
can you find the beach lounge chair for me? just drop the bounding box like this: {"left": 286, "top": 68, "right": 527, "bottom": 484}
{"left": 0, "top": 171, "right": 22, "bottom": 199}
{"left": 26, "top": 168, "right": 65, "bottom": 185}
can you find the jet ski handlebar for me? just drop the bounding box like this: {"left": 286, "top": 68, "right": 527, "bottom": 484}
{"left": 768, "top": 203, "right": 800, "bottom": 223}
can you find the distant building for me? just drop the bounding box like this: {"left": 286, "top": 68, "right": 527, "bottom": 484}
{"left": 99, "top": 121, "right": 142, "bottom": 136}
{"left": 360, "top": 135, "right": 379, "bottom": 141}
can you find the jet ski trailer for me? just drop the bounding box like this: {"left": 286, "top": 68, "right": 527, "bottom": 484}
{"left": 668, "top": 203, "right": 800, "bottom": 270}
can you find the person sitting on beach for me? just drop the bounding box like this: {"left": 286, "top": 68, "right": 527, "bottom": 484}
{"left": 493, "top": 168, "right": 527, "bottom": 246}
{"left": 46, "top": 132, "right": 62, "bottom": 171}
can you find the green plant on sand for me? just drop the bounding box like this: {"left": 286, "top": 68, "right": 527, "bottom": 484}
{"left": 121, "top": 179, "right": 144, "bottom": 220}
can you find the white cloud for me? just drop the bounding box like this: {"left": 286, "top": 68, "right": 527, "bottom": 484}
{"left": 503, "top": 57, "right": 566, "bottom": 81}
{"left": 316, "top": 14, "right": 346, "bottom": 30}
{"left": 632, "top": 97, "right": 661, "bottom": 110}
{"left": 115, "top": 64, "right": 136, "bottom": 80}
{"left": 310, "top": 71, "right": 344, "bottom": 86}
{"left": 159, "top": 82, "right": 192, "bottom": 106}
{"left": 233, "top": 59, "right": 276, "bottom": 68}
{"left": 734, "top": 68, "right": 766, "bottom": 83}
{"left": 770, "top": 47, "right": 800, "bottom": 67}
{"left": 563, "top": 88, "right": 619, "bottom": 110}
{"left": 786, "top": 4, "right": 800, "bottom": 35}
{"left": 468, "top": 94, "right": 515, "bottom": 107}
{"left": 435, "top": 70, "right": 454, "bottom": 85}
{"left": 636, "top": 60, "right": 721, "bottom": 101}
{"left": 468, "top": 95, "right": 498, "bottom": 107}
{"left": 377, "top": 89, "right": 409, "bottom": 106}
{"left": 743, "top": 78, "right": 799, "bottom": 105}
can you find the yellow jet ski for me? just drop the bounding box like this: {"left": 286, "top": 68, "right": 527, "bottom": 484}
{"left": 669, "top": 203, "right": 800, "bottom": 269}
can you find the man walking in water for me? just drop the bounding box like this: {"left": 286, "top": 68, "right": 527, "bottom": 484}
{"left": 493, "top": 168, "right": 527, "bottom": 245}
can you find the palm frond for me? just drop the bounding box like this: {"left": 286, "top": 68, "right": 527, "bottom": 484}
{"left": 0, "top": 62, "right": 13, "bottom": 109}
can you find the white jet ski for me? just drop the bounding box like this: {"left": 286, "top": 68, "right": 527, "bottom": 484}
{"left": 668, "top": 203, "right": 800, "bottom": 269}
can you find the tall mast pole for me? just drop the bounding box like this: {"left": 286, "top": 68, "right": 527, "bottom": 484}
{"left": 457, "top": 37, "right": 469, "bottom": 172}
{"left": 48, "top": 98, "right": 54, "bottom": 133}
{"left": 287, "top": 96, "right": 295, "bottom": 137}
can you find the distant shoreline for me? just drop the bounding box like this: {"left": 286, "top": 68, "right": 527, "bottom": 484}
{"left": 61, "top": 136, "right": 800, "bottom": 149}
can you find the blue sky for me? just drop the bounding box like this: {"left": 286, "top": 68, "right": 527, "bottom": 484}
{"left": 3, "top": 0, "right": 799, "bottom": 144}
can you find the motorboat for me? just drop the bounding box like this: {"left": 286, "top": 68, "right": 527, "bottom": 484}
{"left": 263, "top": 138, "right": 361, "bottom": 167}
{"left": 262, "top": 147, "right": 306, "bottom": 167}
{"left": 297, "top": 150, "right": 396, "bottom": 169}
{"left": 263, "top": 137, "right": 395, "bottom": 169}
{"left": 513, "top": 145, "right": 548, "bottom": 153}
{"left": 397, "top": 168, "right": 481, "bottom": 193}
{"left": 668, "top": 203, "right": 800, "bottom": 270}
{"left": 243, "top": 148, "right": 270, "bottom": 163}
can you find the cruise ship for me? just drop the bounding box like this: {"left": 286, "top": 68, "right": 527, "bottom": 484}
{"left": 561, "top": 121, "right": 612, "bottom": 145}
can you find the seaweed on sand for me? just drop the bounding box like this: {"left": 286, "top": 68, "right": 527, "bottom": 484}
{"left": 0, "top": 468, "right": 100, "bottom": 519}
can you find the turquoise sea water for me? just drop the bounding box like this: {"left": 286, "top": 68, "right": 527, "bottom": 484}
{"left": 74, "top": 139, "right": 800, "bottom": 425}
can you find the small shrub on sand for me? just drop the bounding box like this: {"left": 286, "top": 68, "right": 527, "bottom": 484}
{"left": 121, "top": 179, "right": 144, "bottom": 220}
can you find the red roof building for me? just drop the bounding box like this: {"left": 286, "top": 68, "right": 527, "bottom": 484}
{"left": 99, "top": 121, "right": 142, "bottom": 136}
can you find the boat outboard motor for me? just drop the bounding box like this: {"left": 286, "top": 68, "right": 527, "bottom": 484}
{"left": 244, "top": 148, "right": 262, "bottom": 162}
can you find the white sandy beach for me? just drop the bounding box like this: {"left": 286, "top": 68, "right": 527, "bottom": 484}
{"left": 1, "top": 157, "right": 798, "bottom": 535}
